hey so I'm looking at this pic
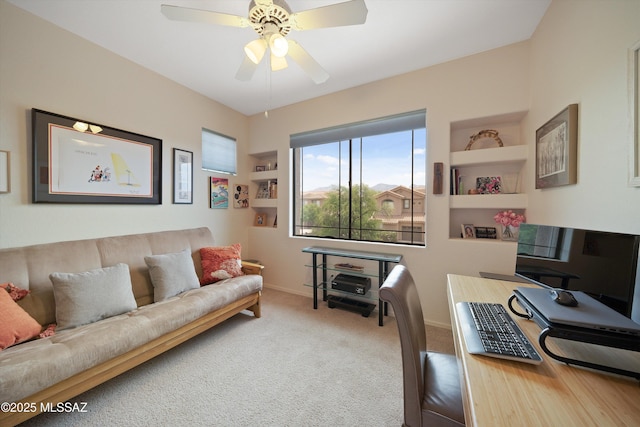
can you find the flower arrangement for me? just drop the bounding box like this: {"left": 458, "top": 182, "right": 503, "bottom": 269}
{"left": 493, "top": 210, "right": 525, "bottom": 227}
{"left": 494, "top": 210, "right": 525, "bottom": 240}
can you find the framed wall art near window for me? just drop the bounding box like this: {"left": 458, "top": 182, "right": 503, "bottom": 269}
{"left": 535, "top": 104, "right": 578, "bottom": 189}
{"left": 233, "top": 184, "right": 249, "bottom": 208}
{"left": 32, "top": 109, "right": 162, "bottom": 204}
{"left": 210, "top": 177, "right": 228, "bottom": 208}
{"left": 173, "top": 148, "right": 193, "bottom": 204}
{"left": 630, "top": 39, "right": 640, "bottom": 186}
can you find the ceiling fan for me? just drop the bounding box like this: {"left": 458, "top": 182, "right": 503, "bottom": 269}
{"left": 161, "top": 0, "right": 368, "bottom": 84}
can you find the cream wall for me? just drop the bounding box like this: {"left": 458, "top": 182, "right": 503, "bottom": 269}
{"left": 525, "top": 0, "right": 640, "bottom": 232}
{"left": 247, "top": 0, "right": 640, "bottom": 327}
{"left": 0, "top": 1, "right": 252, "bottom": 249}
{"left": 248, "top": 42, "right": 532, "bottom": 327}
{"left": 2, "top": 0, "right": 639, "bottom": 327}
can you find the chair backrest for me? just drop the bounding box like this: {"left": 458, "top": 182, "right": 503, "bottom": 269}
{"left": 379, "top": 265, "right": 426, "bottom": 427}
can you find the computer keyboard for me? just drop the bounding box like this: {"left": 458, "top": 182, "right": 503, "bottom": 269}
{"left": 456, "top": 301, "right": 543, "bottom": 365}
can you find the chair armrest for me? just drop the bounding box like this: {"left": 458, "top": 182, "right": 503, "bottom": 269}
{"left": 241, "top": 261, "right": 264, "bottom": 276}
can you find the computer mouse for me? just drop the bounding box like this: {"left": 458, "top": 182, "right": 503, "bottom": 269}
{"left": 550, "top": 289, "right": 579, "bottom": 307}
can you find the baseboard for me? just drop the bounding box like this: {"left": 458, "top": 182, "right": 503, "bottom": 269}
{"left": 262, "top": 283, "right": 453, "bottom": 330}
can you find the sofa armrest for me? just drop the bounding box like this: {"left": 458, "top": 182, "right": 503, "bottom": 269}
{"left": 241, "top": 261, "right": 264, "bottom": 276}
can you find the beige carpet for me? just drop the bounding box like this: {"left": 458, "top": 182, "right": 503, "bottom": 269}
{"left": 21, "top": 288, "right": 455, "bottom": 427}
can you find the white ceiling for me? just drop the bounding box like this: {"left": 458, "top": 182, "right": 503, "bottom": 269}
{"left": 8, "top": 0, "right": 551, "bottom": 116}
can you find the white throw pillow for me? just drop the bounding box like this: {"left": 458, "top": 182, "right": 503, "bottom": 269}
{"left": 50, "top": 263, "right": 137, "bottom": 330}
{"left": 145, "top": 249, "right": 200, "bottom": 302}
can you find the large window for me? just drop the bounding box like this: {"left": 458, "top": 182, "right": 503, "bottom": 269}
{"left": 291, "top": 110, "right": 427, "bottom": 246}
{"left": 202, "top": 128, "right": 236, "bottom": 175}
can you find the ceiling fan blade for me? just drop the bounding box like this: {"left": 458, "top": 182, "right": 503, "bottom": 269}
{"left": 286, "top": 40, "right": 329, "bottom": 84}
{"left": 236, "top": 56, "right": 260, "bottom": 81}
{"left": 161, "top": 4, "right": 249, "bottom": 28}
{"left": 290, "top": 0, "right": 368, "bottom": 31}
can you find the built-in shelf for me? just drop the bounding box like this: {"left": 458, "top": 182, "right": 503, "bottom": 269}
{"left": 450, "top": 145, "right": 528, "bottom": 167}
{"left": 249, "top": 151, "right": 278, "bottom": 228}
{"left": 450, "top": 193, "right": 527, "bottom": 209}
{"left": 449, "top": 112, "right": 529, "bottom": 240}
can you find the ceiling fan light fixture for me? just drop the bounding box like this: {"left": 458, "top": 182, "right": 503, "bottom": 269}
{"left": 270, "top": 54, "right": 288, "bottom": 71}
{"left": 269, "top": 33, "right": 289, "bottom": 57}
{"left": 244, "top": 38, "right": 267, "bottom": 64}
{"left": 73, "top": 121, "right": 89, "bottom": 132}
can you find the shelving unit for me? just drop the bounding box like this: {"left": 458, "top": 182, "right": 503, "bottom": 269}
{"left": 302, "top": 246, "right": 403, "bottom": 326}
{"left": 249, "top": 151, "right": 278, "bottom": 228}
{"left": 449, "top": 112, "right": 528, "bottom": 240}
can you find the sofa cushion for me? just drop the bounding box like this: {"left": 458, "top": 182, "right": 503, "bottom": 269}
{"left": 200, "top": 244, "right": 244, "bottom": 285}
{"left": 0, "top": 289, "right": 42, "bottom": 350}
{"left": 50, "top": 263, "right": 137, "bottom": 330}
{"left": 0, "top": 274, "right": 262, "bottom": 403}
{"left": 145, "top": 249, "right": 200, "bottom": 302}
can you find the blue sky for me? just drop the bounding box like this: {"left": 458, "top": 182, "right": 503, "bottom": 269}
{"left": 300, "top": 129, "right": 427, "bottom": 192}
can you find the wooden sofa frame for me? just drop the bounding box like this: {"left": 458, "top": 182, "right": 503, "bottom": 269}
{"left": 1, "top": 292, "right": 260, "bottom": 426}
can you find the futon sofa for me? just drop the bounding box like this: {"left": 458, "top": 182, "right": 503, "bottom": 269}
{"left": 0, "top": 227, "right": 262, "bottom": 426}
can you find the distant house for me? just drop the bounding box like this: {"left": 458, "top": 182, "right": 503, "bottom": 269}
{"left": 373, "top": 186, "right": 425, "bottom": 244}
{"left": 301, "top": 185, "right": 425, "bottom": 244}
{"left": 301, "top": 190, "right": 329, "bottom": 206}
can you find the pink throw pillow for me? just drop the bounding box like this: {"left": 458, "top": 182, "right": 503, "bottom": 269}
{"left": 200, "top": 244, "right": 244, "bottom": 285}
{"left": 0, "top": 289, "right": 42, "bottom": 350}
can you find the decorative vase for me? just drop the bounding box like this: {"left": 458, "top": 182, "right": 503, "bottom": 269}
{"left": 501, "top": 224, "right": 519, "bottom": 241}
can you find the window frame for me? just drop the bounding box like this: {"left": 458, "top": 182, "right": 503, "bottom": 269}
{"left": 201, "top": 128, "right": 237, "bottom": 175}
{"left": 291, "top": 110, "right": 427, "bottom": 246}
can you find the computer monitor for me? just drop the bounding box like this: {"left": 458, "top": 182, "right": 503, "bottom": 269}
{"left": 515, "top": 224, "right": 640, "bottom": 323}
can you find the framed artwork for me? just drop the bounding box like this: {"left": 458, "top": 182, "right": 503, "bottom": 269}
{"left": 32, "top": 109, "right": 162, "bottom": 204}
{"left": 254, "top": 213, "right": 267, "bottom": 226}
{"left": 173, "top": 148, "right": 193, "bottom": 204}
{"left": 535, "top": 104, "right": 578, "bottom": 189}
{"left": 630, "top": 39, "right": 640, "bottom": 186}
{"left": 0, "top": 150, "right": 9, "bottom": 193}
{"left": 233, "top": 184, "right": 249, "bottom": 208}
{"left": 476, "top": 176, "right": 501, "bottom": 194}
{"left": 210, "top": 177, "right": 228, "bottom": 208}
{"left": 475, "top": 226, "right": 497, "bottom": 239}
{"left": 255, "top": 165, "right": 266, "bottom": 172}
{"left": 461, "top": 224, "right": 476, "bottom": 239}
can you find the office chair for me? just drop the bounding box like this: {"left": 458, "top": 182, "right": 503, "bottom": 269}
{"left": 379, "top": 265, "right": 465, "bottom": 427}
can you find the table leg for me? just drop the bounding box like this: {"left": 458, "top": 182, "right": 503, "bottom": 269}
{"left": 322, "top": 254, "right": 328, "bottom": 301}
{"left": 312, "top": 253, "right": 318, "bottom": 309}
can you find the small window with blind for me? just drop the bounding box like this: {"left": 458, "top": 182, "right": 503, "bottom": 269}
{"left": 202, "top": 128, "right": 237, "bottom": 175}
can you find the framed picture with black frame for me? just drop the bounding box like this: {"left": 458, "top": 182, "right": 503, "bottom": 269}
{"left": 173, "top": 148, "right": 193, "bottom": 204}
{"left": 32, "top": 109, "right": 162, "bottom": 204}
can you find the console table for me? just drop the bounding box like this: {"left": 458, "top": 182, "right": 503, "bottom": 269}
{"left": 302, "top": 246, "right": 402, "bottom": 326}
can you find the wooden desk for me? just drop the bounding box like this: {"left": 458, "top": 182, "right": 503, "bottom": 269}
{"left": 447, "top": 274, "right": 640, "bottom": 427}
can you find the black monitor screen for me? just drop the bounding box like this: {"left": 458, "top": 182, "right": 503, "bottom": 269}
{"left": 515, "top": 224, "right": 640, "bottom": 318}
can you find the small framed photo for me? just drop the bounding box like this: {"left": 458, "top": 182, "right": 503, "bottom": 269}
{"left": 173, "top": 148, "right": 193, "bottom": 204}
{"left": 255, "top": 165, "right": 266, "bottom": 172}
{"left": 536, "top": 104, "right": 578, "bottom": 189}
{"left": 254, "top": 213, "right": 267, "bottom": 226}
{"left": 461, "top": 224, "right": 476, "bottom": 239}
{"left": 475, "top": 226, "right": 497, "bottom": 239}
{"left": 476, "top": 176, "right": 502, "bottom": 194}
